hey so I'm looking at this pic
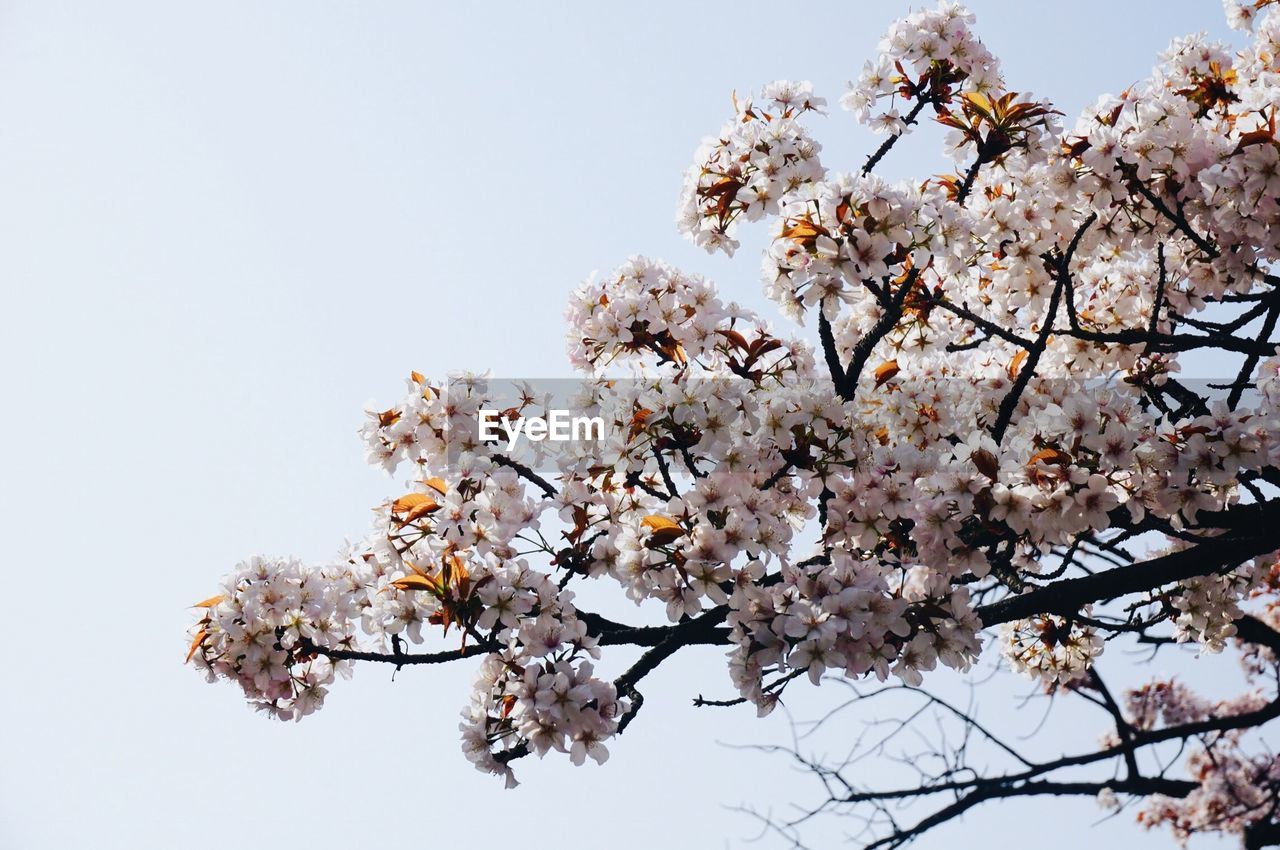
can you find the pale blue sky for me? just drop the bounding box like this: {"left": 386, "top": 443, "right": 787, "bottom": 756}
{"left": 0, "top": 2, "right": 1245, "bottom": 848}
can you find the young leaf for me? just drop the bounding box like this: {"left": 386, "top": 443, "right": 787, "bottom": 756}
{"left": 641, "top": 515, "right": 686, "bottom": 546}
{"left": 185, "top": 629, "right": 209, "bottom": 664}
{"left": 874, "top": 360, "right": 901, "bottom": 387}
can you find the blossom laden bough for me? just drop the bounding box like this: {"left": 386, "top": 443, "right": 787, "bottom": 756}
{"left": 191, "top": 4, "right": 1280, "bottom": 846}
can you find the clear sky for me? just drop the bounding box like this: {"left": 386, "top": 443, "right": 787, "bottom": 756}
{"left": 0, "top": 2, "right": 1246, "bottom": 848}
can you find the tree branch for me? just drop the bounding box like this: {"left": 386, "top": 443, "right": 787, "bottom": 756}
{"left": 978, "top": 501, "right": 1280, "bottom": 626}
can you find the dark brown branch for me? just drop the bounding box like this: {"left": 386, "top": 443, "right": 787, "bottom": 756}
{"left": 862, "top": 776, "right": 1199, "bottom": 850}
{"left": 926, "top": 294, "right": 1036, "bottom": 349}
{"left": 612, "top": 602, "right": 733, "bottom": 732}
{"left": 1229, "top": 298, "right": 1280, "bottom": 409}
{"left": 1236, "top": 615, "right": 1280, "bottom": 655}
{"left": 953, "top": 154, "right": 987, "bottom": 206}
{"left": 1126, "top": 175, "right": 1219, "bottom": 258}
{"left": 991, "top": 273, "right": 1064, "bottom": 444}
{"left": 1059, "top": 327, "right": 1277, "bottom": 357}
{"left": 978, "top": 502, "right": 1280, "bottom": 627}
{"left": 1089, "top": 669, "right": 1140, "bottom": 780}
{"left": 301, "top": 616, "right": 733, "bottom": 667}
{"left": 652, "top": 445, "right": 679, "bottom": 497}
{"left": 818, "top": 307, "right": 850, "bottom": 399}
{"left": 862, "top": 95, "right": 934, "bottom": 175}
{"left": 844, "top": 269, "right": 918, "bottom": 391}
{"left": 991, "top": 214, "right": 1095, "bottom": 444}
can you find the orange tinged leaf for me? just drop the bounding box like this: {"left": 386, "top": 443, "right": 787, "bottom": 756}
{"left": 1235, "top": 112, "right": 1277, "bottom": 153}
{"left": 781, "top": 217, "right": 830, "bottom": 249}
{"left": 423, "top": 477, "right": 448, "bottom": 496}
{"left": 185, "top": 629, "right": 208, "bottom": 663}
{"left": 441, "top": 554, "right": 470, "bottom": 589}
{"left": 1007, "top": 349, "right": 1028, "bottom": 379}
{"left": 874, "top": 360, "right": 900, "bottom": 387}
{"left": 783, "top": 220, "right": 823, "bottom": 240}
{"left": 389, "top": 574, "right": 437, "bottom": 593}
{"left": 718, "top": 329, "right": 750, "bottom": 352}
{"left": 628, "top": 408, "right": 653, "bottom": 442}
{"left": 1028, "top": 448, "right": 1071, "bottom": 467}
{"left": 391, "top": 493, "right": 440, "bottom": 521}
{"left": 701, "top": 177, "right": 742, "bottom": 203}
{"left": 405, "top": 503, "right": 440, "bottom": 523}
{"left": 962, "top": 91, "right": 992, "bottom": 112}
{"left": 641, "top": 515, "right": 686, "bottom": 546}
{"left": 1061, "top": 136, "right": 1091, "bottom": 158}
{"left": 192, "top": 595, "right": 225, "bottom": 609}
{"left": 747, "top": 337, "right": 783, "bottom": 359}
{"left": 971, "top": 448, "right": 1000, "bottom": 480}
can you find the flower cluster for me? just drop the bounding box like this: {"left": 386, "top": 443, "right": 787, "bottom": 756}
{"left": 999, "top": 609, "right": 1104, "bottom": 686}
{"left": 763, "top": 172, "right": 939, "bottom": 321}
{"left": 676, "top": 82, "right": 826, "bottom": 256}
{"left": 842, "top": 2, "right": 1002, "bottom": 136}
{"left": 1120, "top": 679, "right": 1277, "bottom": 845}
{"left": 726, "top": 548, "right": 981, "bottom": 711}
{"left": 1169, "top": 567, "right": 1256, "bottom": 652}
{"left": 190, "top": 469, "right": 623, "bottom": 780}
{"left": 188, "top": 556, "right": 358, "bottom": 720}
{"left": 457, "top": 578, "right": 622, "bottom": 788}
{"left": 463, "top": 653, "right": 622, "bottom": 788}
{"left": 564, "top": 255, "right": 797, "bottom": 375}
{"left": 1141, "top": 744, "right": 1280, "bottom": 845}
{"left": 1223, "top": 0, "right": 1280, "bottom": 32}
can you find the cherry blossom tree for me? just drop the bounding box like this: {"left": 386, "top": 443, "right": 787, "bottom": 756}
{"left": 189, "top": 2, "right": 1280, "bottom": 846}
